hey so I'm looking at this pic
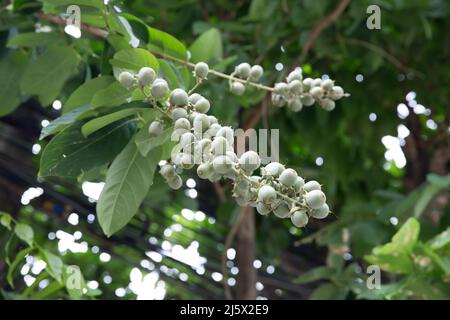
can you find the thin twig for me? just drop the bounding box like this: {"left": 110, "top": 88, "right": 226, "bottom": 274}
{"left": 300, "top": 0, "right": 350, "bottom": 63}
{"left": 221, "top": 206, "right": 252, "bottom": 300}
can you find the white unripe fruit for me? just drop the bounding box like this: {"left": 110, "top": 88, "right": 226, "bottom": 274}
{"left": 194, "top": 62, "right": 209, "bottom": 79}
{"left": 300, "top": 95, "right": 315, "bottom": 106}
{"left": 230, "top": 82, "right": 246, "bottom": 96}
{"left": 330, "top": 86, "right": 344, "bottom": 100}
{"left": 171, "top": 107, "right": 188, "bottom": 121}
{"left": 188, "top": 111, "right": 199, "bottom": 122}
{"left": 206, "top": 123, "right": 222, "bottom": 137}
{"left": 291, "top": 209, "right": 309, "bottom": 227}
{"left": 208, "top": 116, "right": 218, "bottom": 125}
{"left": 258, "top": 185, "right": 277, "bottom": 204}
{"left": 188, "top": 93, "right": 202, "bottom": 105}
{"left": 148, "top": 120, "right": 164, "bottom": 137}
{"left": 159, "top": 164, "right": 175, "bottom": 179}
{"left": 288, "top": 98, "right": 303, "bottom": 112}
{"left": 310, "top": 86, "right": 324, "bottom": 99}
{"left": 170, "top": 88, "right": 189, "bottom": 106}
{"left": 263, "top": 162, "right": 285, "bottom": 178}
{"left": 311, "top": 203, "right": 330, "bottom": 219}
{"left": 321, "top": 79, "right": 334, "bottom": 91}
{"left": 180, "top": 153, "right": 194, "bottom": 169}
{"left": 174, "top": 118, "right": 191, "bottom": 131}
{"left": 320, "top": 99, "right": 335, "bottom": 111}
{"left": 138, "top": 67, "right": 156, "bottom": 86}
{"left": 279, "top": 168, "right": 298, "bottom": 187}
{"left": 302, "top": 78, "right": 313, "bottom": 91}
{"left": 118, "top": 71, "right": 135, "bottom": 88}
{"left": 211, "top": 136, "right": 229, "bottom": 155}
{"left": 168, "top": 175, "right": 183, "bottom": 190}
{"left": 272, "top": 94, "right": 286, "bottom": 107}
{"left": 305, "top": 190, "right": 326, "bottom": 209}
{"left": 193, "top": 113, "right": 211, "bottom": 132}
{"left": 304, "top": 180, "right": 321, "bottom": 192}
{"left": 239, "top": 151, "right": 261, "bottom": 173}
{"left": 274, "top": 203, "right": 290, "bottom": 218}
{"left": 226, "top": 151, "right": 238, "bottom": 163}
{"left": 197, "top": 162, "right": 213, "bottom": 179}
{"left": 288, "top": 80, "right": 303, "bottom": 95}
{"left": 196, "top": 138, "right": 212, "bottom": 153}
{"left": 274, "top": 82, "right": 289, "bottom": 94}
{"left": 256, "top": 202, "right": 271, "bottom": 215}
{"left": 151, "top": 79, "right": 169, "bottom": 98}
{"left": 216, "top": 126, "right": 234, "bottom": 145}
{"left": 179, "top": 132, "right": 196, "bottom": 149}
{"left": 293, "top": 176, "right": 305, "bottom": 192}
{"left": 311, "top": 78, "right": 322, "bottom": 87}
{"left": 287, "top": 69, "right": 303, "bottom": 83}
{"left": 212, "top": 155, "right": 233, "bottom": 174}
{"left": 236, "top": 62, "right": 251, "bottom": 78}
{"left": 194, "top": 97, "right": 211, "bottom": 113}
{"left": 249, "top": 65, "right": 263, "bottom": 81}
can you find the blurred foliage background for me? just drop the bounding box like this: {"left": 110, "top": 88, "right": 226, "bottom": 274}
{"left": 0, "top": 0, "right": 449, "bottom": 300}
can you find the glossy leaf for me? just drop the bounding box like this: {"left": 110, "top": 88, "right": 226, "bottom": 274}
{"left": 20, "top": 46, "right": 80, "bottom": 106}
{"left": 39, "top": 119, "right": 136, "bottom": 177}
{"left": 97, "top": 141, "right": 161, "bottom": 236}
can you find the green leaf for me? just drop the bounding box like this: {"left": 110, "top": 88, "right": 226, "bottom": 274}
{"left": 20, "top": 46, "right": 80, "bottom": 106}
{"left": 365, "top": 218, "right": 420, "bottom": 274}
{"left": 42, "top": 0, "right": 104, "bottom": 9}
{"left": 7, "top": 32, "right": 66, "bottom": 48}
{"left": 310, "top": 283, "right": 348, "bottom": 300}
{"left": 82, "top": 107, "right": 151, "bottom": 137}
{"left": 134, "top": 122, "right": 173, "bottom": 156}
{"left": 428, "top": 227, "right": 450, "bottom": 250}
{"left": 158, "top": 59, "right": 190, "bottom": 89}
{"left": 147, "top": 27, "right": 187, "bottom": 60}
{"left": 91, "top": 82, "right": 132, "bottom": 108}
{"left": 7, "top": 247, "right": 34, "bottom": 288}
{"left": 42, "top": 250, "right": 63, "bottom": 283}
{"left": 189, "top": 28, "right": 223, "bottom": 63}
{"left": 0, "top": 51, "right": 28, "bottom": 116}
{"left": 391, "top": 217, "right": 420, "bottom": 250}
{"left": 14, "top": 223, "right": 34, "bottom": 246}
{"left": 97, "top": 140, "right": 162, "bottom": 236}
{"left": 40, "top": 105, "right": 91, "bottom": 140}
{"left": 39, "top": 118, "right": 136, "bottom": 177}
{"left": 64, "top": 76, "right": 114, "bottom": 113}
{"left": 0, "top": 213, "right": 12, "bottom": 230}
{"left": 110, "top": 48, "right": 159, "bottom": 78}
{"left": 295, "top": 266, "right": 334, "bottom": 284}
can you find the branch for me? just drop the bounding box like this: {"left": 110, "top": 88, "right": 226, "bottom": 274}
{"left": 35, "top": 12, "right": 274, "bottom": 92}
{"left": 300, "top": 0, "right": 350, "bottom": 62}
{"left": 221, "top": 206, "right": 252, "bottom": 300}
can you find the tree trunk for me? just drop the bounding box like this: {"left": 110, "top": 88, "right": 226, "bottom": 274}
{"left": 236, "top": 206, "right": 257, "bottom": 299}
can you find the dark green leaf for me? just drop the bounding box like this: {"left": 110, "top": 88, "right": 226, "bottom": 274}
{"left": 14, "top": 223, "right": 34, "bottom": 246}
{"left": 97, "top": 141, "right": 161, "bottom": 236}
{"left": 39, "top": 118, "right": 136, "bottom": 177}
{"left": 20, "top": 46, "right": 80, "bottom": 106}
{"left": 64, "top": 76, "right": 114, "bottom": 113}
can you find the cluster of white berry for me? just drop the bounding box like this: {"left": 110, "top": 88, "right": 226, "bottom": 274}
{"left": 272, "top": 68, "right": 347, "bottom": 112}
{"left": 118, "top": 67, "right": 170, "bottom": 99}
{"left": 118, "top": 62, "right": 331, "bottom": 228}
{"left": 229, "top": 63, "right": 264, "bottom": 96}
